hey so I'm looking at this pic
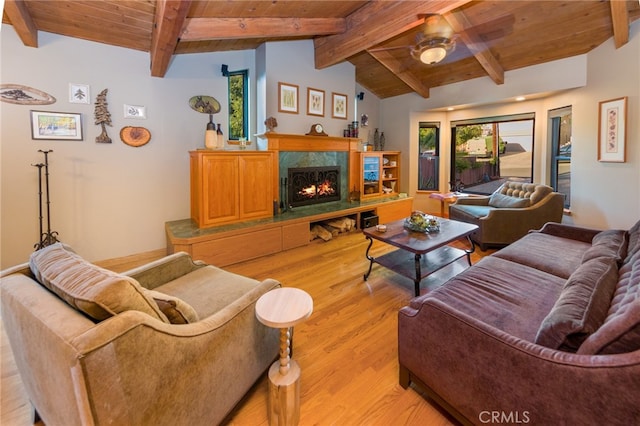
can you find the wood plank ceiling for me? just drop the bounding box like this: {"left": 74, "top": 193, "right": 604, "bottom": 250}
{"left": 3, "top": 0, "right": 640, "bottom": 99}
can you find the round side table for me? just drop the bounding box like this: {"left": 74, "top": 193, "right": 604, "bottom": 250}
{"left": 255, "top": 287, "right": 313, "bottom": 426}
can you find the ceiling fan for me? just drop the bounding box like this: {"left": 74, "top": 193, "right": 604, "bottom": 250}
{"left": 410, "top": 14, "right": 457, "bottom": 64}
{"left": 369, "top": 14, "right": 457, "bottom": 65}
{"left": 368, "top": 13, "right": 514, "bottom": 65}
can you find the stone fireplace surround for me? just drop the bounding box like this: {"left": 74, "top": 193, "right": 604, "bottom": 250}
{"left": 257, "top": 133, "right": 360, "bottom": 208}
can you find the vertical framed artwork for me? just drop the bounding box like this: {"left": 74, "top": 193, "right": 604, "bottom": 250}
{"left": 332, "top": 92, "right": 347, "bottom": 119}
{"left": 30, "top": 110, "right": 83, "bottom": 140}
{"left": 278, "top": 82, "right": 299, "bottom": 114}
{"left": 597, "top": 96, "right": 627, "bottom": 162}
{"left": 69, "top": 83, "right": 90, "bottom": 104}
{"left": 307, "top": 87, "right": 325, "bottom": 117}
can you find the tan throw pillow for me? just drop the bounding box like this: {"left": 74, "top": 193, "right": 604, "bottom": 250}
{"left": 144, "top": 289, "right": 199, "bottom": 324}
{"left": 29, "top": 243, "right": 168, "bottom": 322}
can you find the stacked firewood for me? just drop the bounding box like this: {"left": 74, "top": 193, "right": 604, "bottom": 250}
{"left": 310, "top": 217, "right": 356, "bottom": 241}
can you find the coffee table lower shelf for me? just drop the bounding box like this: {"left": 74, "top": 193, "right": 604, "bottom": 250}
{"left": 364, "top": 241, "right": 472, "bottom": 297}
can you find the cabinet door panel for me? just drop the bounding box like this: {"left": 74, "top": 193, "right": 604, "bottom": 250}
{"left": 203, "top": 155, "right": 239, "bottom": 225}
{"left": 239, "top": 154, "right": 273, "bottom": 219}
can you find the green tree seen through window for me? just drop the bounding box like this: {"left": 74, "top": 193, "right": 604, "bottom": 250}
{"left": 228, "top": 70, "right": 248, "bottom": 139}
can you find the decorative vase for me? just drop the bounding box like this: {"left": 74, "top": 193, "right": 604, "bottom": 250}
{"left": 216, "top": 123, "right": 224, "bottom": 149}
{"left": 205, "top": 114, "right": 216, "bottom": 149}
{"left": 373, "top": 128, "right": 380, "bottom": 151}
{"left": 380, "top": 132, "right": 386, "bottom": 151}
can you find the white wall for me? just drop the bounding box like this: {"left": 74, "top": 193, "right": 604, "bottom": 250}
{"left": 0, "top": 27, "right": 256, "bottom": 267}
{"left": 355, "top": 83, "right": 382, "bottom": 144}
{"left": 380, "top": 21, "right": 639, "bottom": 230}
{"left": 261, "top": 40, "right": 356, "bottom": 137}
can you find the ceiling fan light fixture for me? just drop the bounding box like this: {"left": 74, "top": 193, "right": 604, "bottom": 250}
{"left": 411, "top": 36, "right": 454, "bottom": 65}
{"left": 420, "top": 46, "right": 448, "bottom": 64}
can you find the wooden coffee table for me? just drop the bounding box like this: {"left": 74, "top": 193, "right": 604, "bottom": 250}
{"left": 363, "top": 218, "right": 478, "bottom": 296}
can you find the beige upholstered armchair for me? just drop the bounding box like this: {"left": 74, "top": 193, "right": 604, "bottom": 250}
{"left": 449, "top": 181, "right": 564, "bottom": 250}
{"left": 1, "top": 243, "right": 280, "bottom": 426}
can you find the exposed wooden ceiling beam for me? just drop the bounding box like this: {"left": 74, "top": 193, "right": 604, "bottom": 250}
{"left": 314, "top": 0, "right": 472, "bottom": 69}
{"left": 181, "top": 17, "right": 346, "bottom": 41}
{"left": 4, "top": 0, "right": 38, "bottom": 47}
{"left": 610, "top": 0, "right": 629, "bottom": 48}
{"left": 150, "top": 0, "right": 192, "bottom": 77}
{"left": 367, "top": 50, "right": 431, "bottom": 98}
{"left": 444, "top": 10, "right": 504, "bottom": 85}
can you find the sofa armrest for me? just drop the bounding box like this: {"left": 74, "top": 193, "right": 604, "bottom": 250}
{"left": 0, "top": 262, "right": 31, "bottom": 278}
{"left": 534, "top": 222, "right": 601, "bottom": 243}
{"left": 451, "top": 195, "right": 490, "bottom": 206}
{"left": 398, "top": 299, "right": 640, "bottom": 425}
{"left": 122, "top": 252, "right": 206, "bottom": 290}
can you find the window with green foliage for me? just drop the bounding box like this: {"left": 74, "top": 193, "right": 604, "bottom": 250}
{"left": 418, "top": 122, "right": 440, "bottom": 191}
{"left": 228, "top": 70, "right": 248, "bottom": 140}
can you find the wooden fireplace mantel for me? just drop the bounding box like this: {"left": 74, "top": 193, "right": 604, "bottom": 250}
{"left": 256, "top": 132, "right": 360, "bottom": 152}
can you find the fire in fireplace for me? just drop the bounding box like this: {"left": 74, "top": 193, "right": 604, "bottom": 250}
{"left": 288, "top": 166, "right": 341, "bottom": 207}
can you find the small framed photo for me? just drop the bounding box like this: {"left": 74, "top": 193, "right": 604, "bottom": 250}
{"left": 69, "top": 84, "right": 90, "bottom": 104}
{"left": 332, "top": 92, "right": 348, "bottom": 119}
{"left": 278, "top": 82, "right": 299, "bottom": 114}
{"left": 124, "top": 104, "right": 147, "bottom": 119}
{"left": 30, "top": 110, "right": 83, "bottom": 140}
{"left": 307, "top": 87, "right": 325, "bottom": 117}
{"left": 597, "top": 96, "right": 627, "bottom": 163}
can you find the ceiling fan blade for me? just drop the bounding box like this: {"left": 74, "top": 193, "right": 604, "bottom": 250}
{"left": 367, "top": 45, "right": 412, "bottom": 53}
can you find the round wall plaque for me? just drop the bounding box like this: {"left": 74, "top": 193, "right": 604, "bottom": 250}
{"left": 120, "top": 126, "right": 151, "bottom": 147}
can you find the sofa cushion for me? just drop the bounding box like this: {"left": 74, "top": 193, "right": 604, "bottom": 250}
{"left": 488, "top": 192, "right": 531, "bottom": 208}
{"left": 417, "top": 256, "right": 566, "bottom": 342}
{"left": 29, "top": 243, "right": 168, "bottom": 322}
{"left": 154, "top": 265, "right": 261, "bottom": 318}
{"left": 582, "top": 229, "right": 627, "bottom": 264}
{"left": 449, "top": 204, "right": 493, "bottom": 221}
{"left": 493, "top": 232, "right": 589, "bottom": 279}
{"left": 144, "top": 289, "right": 199, "bottom": 324}
{"left": 578, "top": 250, "right": 640, "bottom": 354}
{"left": 535, "top": 257, "right": 618, "bottom": 351}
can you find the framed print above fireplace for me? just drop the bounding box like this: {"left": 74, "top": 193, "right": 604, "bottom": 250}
{"left": 278, "top": 82, "right": 299, "bottom": 114}
{"left": 307, "top": 87, "right": 325, "bottom": 117}
{"left": 332, "top": 92, "right": 347, "bottom": 119}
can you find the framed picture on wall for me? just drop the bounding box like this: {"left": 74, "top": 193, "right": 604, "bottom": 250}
{"left": 597, "top": 96, "right": 627, "bottom": 162}
{"left": 30, "top": 110, "right": 83, "bottom": 140}
{"left": 307, "top": 87, "right": 325, "bottom": 117}
{"left": 278, "top": 82, "right": 299, "bottom": 114}
{"left": 69, "top": 83, "right": 90, "bottom": 104}
{"left": 332, "top": 92, "right": 347, "bottom": 119}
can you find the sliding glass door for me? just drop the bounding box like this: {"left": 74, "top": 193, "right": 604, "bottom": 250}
{"left": 451, "top": 114, "right": 534, "bottom": 195}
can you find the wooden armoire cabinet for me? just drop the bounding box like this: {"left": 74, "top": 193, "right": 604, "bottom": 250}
{"left": 190, "top": 151, "right": 274, "bottom": 227}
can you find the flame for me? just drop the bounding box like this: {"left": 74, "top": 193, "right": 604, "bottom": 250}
{"left": 298, "top": 179, "right": 335, "bottom": 198}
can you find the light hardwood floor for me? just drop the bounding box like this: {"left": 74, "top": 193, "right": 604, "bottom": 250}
{"left": 1, "top": 231, "right": 493, "bottom": 426}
